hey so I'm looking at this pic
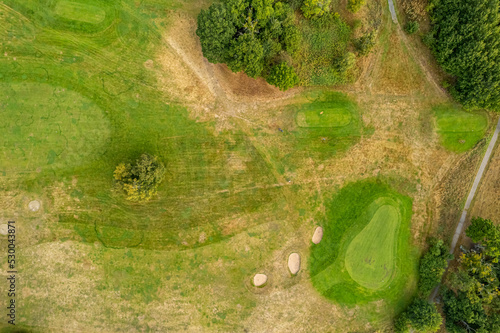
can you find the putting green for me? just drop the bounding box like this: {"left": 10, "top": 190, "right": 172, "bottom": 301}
{"left": 345, "top": 204, "right": 399, "bottom": 290}
{"left": 54, "top": 1, "right": 106, "bottom": 24}
{"left": 0, "top": 82, "right": 110, "bottom": 172}
{"left": 309, "top": 179, "right": 416, "bottom": 306}
{"left": 296, "top": 108, "right": 352, "bottom": 127}
{"left": 434, "top": 104, "right": 488, "bottom": 152}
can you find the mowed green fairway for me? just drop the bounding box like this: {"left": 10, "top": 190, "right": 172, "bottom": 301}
{"left": 434, "top": 104, "right": 488, "bottom": 152}
{"left": 309, "top": 179, "right": 417, "bottom": 306}
{"left": 345, "top": 204, "right": 399, "bottom": 290}
{"left": 54, "top": 1, "right": 107, "bottom": 24}
{"left": 0, "top": 1, "right": 293, "bottom": 330}
{"left": 0, "top": 82, "right": 110, "bottom": 172}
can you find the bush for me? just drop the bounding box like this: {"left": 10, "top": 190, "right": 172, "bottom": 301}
{"left": 354, "top": 31, "right": 376, "bottom": 56}
{"left": 334, "top": 51, "right": 356, "bottom": 74}
{"left": 281, "top": 20, "right": 301, "bottom": 56}
{"left": 266, "top": 62, "right": 299, "bottom": 90}
{"left": 301, "top": 0, "right": 332, "bottom": 19}
{"left": 418, "top": 239, "right": 452, "bottom": 297}
{"left": 114, "top": 154, "right": 166, "bottom": 201}
{"left": 347, "top": 0, "right": 366, "bottom": 13}
{"left": 405, "top": 21, "right": 419, "bottom": 34}
{"left": 395, "top": 298, "right": 443, "bottom": 333}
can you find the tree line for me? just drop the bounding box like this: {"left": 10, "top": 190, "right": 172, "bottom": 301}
{"left": 395, "top": 217, "right": 500, "bottom": 332}
{"left": 429, "top": 0, "right": 500, "bottom": 111}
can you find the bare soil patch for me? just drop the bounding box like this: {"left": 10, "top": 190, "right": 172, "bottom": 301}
{"left": 28, "top": 200, "right": 40, "bottom": 212}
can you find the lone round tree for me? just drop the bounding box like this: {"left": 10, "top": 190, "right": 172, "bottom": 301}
{"left": 114, "top": 154, "right": 166, "bottom": 202}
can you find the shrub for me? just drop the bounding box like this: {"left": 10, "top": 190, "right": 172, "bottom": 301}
{"left": 334, "top": 51, "right": 356, "bottom": 74}
{"left": 347, "top": 0, "right": 366, "bottom": 13}
{"left": 301, "top": 0, "right": 332, "bottom": 19}
{"left": 114, "top": 154, "right": 166, "bottom": 201}
{"left": 266, "top": 62, "right": 299, "bottom": 90}
{"left": 395, "top": 298, "right": 443, "bottom": 333}
{"left": 405, "top": 21, "right": 419, "bottom": 34}
{"left": 418, "top": 239, "right": 452, "bottom": 297}
{"left": 354, "top": 31, "right": 376, "bottom": 56}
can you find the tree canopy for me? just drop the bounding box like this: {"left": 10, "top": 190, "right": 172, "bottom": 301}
{"left": 418, "top": 239, "right": 452, "bottom": 297}
{"left": 429, "top": 0, "right": 500, "bottom": 110}
{"left": 266, "top": 62, "right": 299, "bottom": 90}
{"left": 442, "top": 217, "right": 500, "bottom": 332}
{"left": 114, "top": 154, "right": 166, "bottom": 201}
{"left": 395, "top": 298, "right": 443, "bottom": 333}
{"left": 196, "top": 0, "right": 301, "bottom": 82}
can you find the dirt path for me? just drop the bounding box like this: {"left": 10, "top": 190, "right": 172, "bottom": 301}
{"left": 449, "top": 118, "right": 500, "bottom": 253}
{"left": 430, "top": 118, "right": 500, "bottom": 301}
{"left": 387, "top": 0, "right": 399, "bottom": 23}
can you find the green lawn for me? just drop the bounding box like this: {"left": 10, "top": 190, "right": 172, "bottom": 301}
{"left": 345, "top": 203, "right": 399, "bottom": 290}
{"left": 309, "top": 179, "right": 417, "bottom": 307}
{"left": 0, "top": 82, "right": 110, "bottom": 172}
{"left": 296, "top": 107, "right": 352, "bottom": 128}
{"left": 433, "top": 104, "right": 488, "bottom": 152}
{"left": 284, "top": 92, "right": 364, "bottom": 159}
{"left": 54, "top": 0, "right": 107, "bottom": 24}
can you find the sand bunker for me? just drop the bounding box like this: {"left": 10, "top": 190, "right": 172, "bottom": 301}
{"left": 288, "top": 253, "right": 301, "bottom": 275}
{"left": 312, "top": 226, "right": 323, "bottom": 244}
{"left": 253, "top": 274, "right": 267, "bottom": 287}
{"left": 0, "top": 224, "right": 8, "bottom": 235}
{"left": 28, "top": 200, "right": 41, "bottom": 212}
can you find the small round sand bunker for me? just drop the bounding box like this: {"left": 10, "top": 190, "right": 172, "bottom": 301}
{"left": 28, "top": 200, "right": 40, "bottom": 212}
{"left": 0, "top": 224, "right": 8, "bottom": 236}
{"left": 288, "top": 253, "right": 301, "bottom": 275}
{"left": 253, "top": 274, "right": 267, "bottom": 287}
{"left": 312, "top": 226, "right": 323, "bottom": 244}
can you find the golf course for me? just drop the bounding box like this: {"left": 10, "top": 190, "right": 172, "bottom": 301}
{"left": 0, "top": 0, "right": 497, "bottom": 332}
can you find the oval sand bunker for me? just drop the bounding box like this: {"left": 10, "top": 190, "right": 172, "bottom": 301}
{"left": 29, "top": 200, "right": 41, "bottom": 212}
{"left": 288, "top": 253, "right": 301, "bottom": 275}
{"left": 0, "top": 224, "right": 8, "bottom": 236}
{"left": 253, "top": 274, "right": 268, "bottom": 287}
{"left": 312, "top": 227, "right": 323, "bottom": 244}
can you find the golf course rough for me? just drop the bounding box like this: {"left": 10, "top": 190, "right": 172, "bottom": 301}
{"left": 309, "top": 179, "right": 417, "bottom": 306}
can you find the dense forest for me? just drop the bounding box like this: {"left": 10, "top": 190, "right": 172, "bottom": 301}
{"left": 429, "top": 0, "right": 500, "bottom": 110}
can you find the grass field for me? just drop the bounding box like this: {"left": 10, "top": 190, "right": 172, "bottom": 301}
{"left": 0, "top": 0, "right": 490, "bottom": 331}
{"left": 0, "top": 82, "right": 110, "bottom": 172}
{"left": 287, "top": 92, "right": 364, "bottom": 157}
{"left": 296, "top": 107, "right": 352, "bottom": 128}
{"left": 54, "top": 1, "right": 107, "bottom": 24}
{"left": 434, "top": 104, "right": 488, "bottom": 152}
{"left": 309, "top": 179, "right": 417, "bottom": 307}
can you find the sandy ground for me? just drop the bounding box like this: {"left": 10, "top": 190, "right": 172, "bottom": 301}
{"left": 253, "top": 274, "right": 268, "bottom": 287}
{"left": 288, "top": 253, "right": 301, "bottom": 275}
{"left": 28, "top": 200, "right": 40, "bottom": 212}
{"left": 312, "top": 227, "right": 323, "bottom": 244}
